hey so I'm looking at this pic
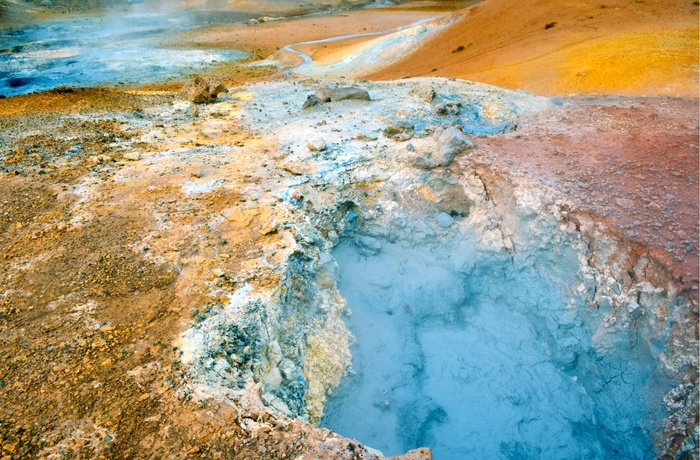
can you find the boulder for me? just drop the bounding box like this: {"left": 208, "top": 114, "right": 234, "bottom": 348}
{"left": 302, "top": 87, "right": 370, "bottom": 109}
{"left": 435, "top": 126, "right": 474, "bottom": 166}
{"left": 315, "top": 87, "right": 370, "bottom": 103}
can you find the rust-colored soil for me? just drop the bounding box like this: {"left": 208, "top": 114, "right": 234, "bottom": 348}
{"left": 467, "top": 96, "right": 699, "bottom": 284}
{"left": 365, "top": 0, "right": 699, "bottom": 97}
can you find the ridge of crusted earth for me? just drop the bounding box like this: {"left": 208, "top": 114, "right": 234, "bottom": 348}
{"left": 0, "top": 76, "right": 697, "bottom": 459}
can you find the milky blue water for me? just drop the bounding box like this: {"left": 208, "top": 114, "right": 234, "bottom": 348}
{"left": 323, "top": 234, "right": 664, "bottom": 459}
{"left": 0, "top": 11, "right": 251, "bottom": 96}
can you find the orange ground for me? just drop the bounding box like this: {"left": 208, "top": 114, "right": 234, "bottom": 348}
{"left": 172, "top": 8, "right": 458, "bottom": 58}
{"left": 361, "top": 0, "right": 698, "bottom": 97}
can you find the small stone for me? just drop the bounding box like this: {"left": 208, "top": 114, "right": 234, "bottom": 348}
{"left": 615, "top": 198, "right": 634, "bottom": 209}
{"left": 123, "top": 152, "right": 141, "bottom": 161}
{"left": 212, "top": 268, "right": 226, "bottom": 278}
{"left": 208, "top": 81, "right": 229, "bottom": 98}
{"left": 410, "top": 85, "right": 436, "bottom": 103}
{"left": 302, "top": 95, "right": 320, "bottom": 110}
{"left": 437, "top": 213, "right": 455, "bottom": 228}
{"left": 401, "top": 447, "right": 432, "bottom": 460}
{"left": 90, "top": 154, "right": 113, "bottom": 165}
{"left": 434, "top": 101, "right": 461, "bottom": 116}
{"left": 384, "top": 121, "right": 414, "bottom": 141}
{"left": 307, "top": 137, "right": 327, "bottom": 152}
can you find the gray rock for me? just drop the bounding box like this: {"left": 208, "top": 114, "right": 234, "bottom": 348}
{"left": 437, "top": 213, "right": 455, "bottom": 228}
{"left": 550, "top": 96, "right": 565, "bottom": 106}
{"left": 412, "top": 154, "right": 437, "bottom": 170}
{"left": 315, "top": 87, "right": 370, "bottom": 103}
{"left": 435, "top": 126, "right": 474, "bottom": 166}
{"left": 302, "top": 95, "right": 320, "bottom": 110}
{"left": 612, "top": 283, "right": 621, "bottom": 296}
{"left": 434, "top": 101, "right": 461, "bottom": 116}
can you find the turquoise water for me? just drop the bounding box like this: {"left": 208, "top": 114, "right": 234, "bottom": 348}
{"left": 323, "top": 234, "right": 664, "bottom": 459}
{"left": 0, "top": 11, "right": 251, "bottom": 96}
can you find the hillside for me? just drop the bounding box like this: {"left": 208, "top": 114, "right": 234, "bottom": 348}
{"left": 365, "top": 0, "right": 699, "bottom": 97}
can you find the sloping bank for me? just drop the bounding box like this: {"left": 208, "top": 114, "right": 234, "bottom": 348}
{"left": 177, "top": 78, "right": 697, "bottom": 459}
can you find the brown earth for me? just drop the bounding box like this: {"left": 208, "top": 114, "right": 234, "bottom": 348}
{"left": 359, "top": 0, "right": 699, "bottom": 97}
{"left": 171, "top": 6, "right": 465, "bottom": 59}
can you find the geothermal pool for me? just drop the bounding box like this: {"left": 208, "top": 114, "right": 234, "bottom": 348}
{"left": 322, "top": 232, "right": 665, "bottom": 459}
{"left": 0, "top": 11, "right": 251, "bottom": 96}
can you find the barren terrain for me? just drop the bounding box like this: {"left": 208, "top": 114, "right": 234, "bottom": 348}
{"left": 0, "top": 0, "right": 698, "bottom": 459}
{"left": 319, "top": 0, "right": 699, "bottom": 97}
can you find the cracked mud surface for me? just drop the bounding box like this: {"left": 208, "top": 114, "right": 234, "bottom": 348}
{"left": 0, "top": 76, "right": 697, "bottom": 459}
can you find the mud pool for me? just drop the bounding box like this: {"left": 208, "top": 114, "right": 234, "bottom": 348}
{"left": 0, "top": 11, "right": 251, "bottom": 96}
{"left": 322, "top": 231, "right": 667, "bottom": 459}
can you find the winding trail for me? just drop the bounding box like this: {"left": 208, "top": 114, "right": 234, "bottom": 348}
{"left": 282, "top": 17, "right": 436, "bottom": 75}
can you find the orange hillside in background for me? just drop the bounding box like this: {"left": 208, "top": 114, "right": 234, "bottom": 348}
{"left": 366, "top": 0, "right": 699, "bottom": 97}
